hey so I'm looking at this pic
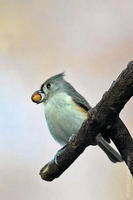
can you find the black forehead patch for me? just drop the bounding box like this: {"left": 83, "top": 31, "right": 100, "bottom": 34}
{"left": 40, "top": 83, "right": 45, "bottom": 91}
{"left": 40, "top": 72, "right": 65, "bottom": 90}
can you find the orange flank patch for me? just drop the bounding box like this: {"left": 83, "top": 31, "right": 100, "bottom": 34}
{"left": 72, "top": 101, "right": 88, "bottom": 117}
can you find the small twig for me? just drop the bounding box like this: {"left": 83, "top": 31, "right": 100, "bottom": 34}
{"left": 109, "top": 118, "right": 133, "bottom": 175}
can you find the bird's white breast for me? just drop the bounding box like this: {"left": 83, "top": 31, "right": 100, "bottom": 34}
{"left": 44, "top": 92, "right": 88, "bottom": 145}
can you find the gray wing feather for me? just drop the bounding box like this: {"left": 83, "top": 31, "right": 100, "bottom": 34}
{"left": 64, "top": 82, "right": 91, "bottom": 111}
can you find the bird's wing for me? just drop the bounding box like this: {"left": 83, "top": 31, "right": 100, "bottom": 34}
{"left": 66, "top": 87, "right": 111, "bottom": 143}
{"left": 67, "top": 88, "right": 91, "bottom": 112}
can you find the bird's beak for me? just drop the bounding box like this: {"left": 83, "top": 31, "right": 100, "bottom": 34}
{"left": 31, "top": 90, "right": 45, "bottom": 104}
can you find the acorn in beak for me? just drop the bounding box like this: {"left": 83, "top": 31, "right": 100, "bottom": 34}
{"left": 31, "top": 90, "right": 45, "bottom": 104}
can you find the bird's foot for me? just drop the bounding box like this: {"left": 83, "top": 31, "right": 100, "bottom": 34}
{"left": 54, "top": 145, "right": 67, "bottom": 166}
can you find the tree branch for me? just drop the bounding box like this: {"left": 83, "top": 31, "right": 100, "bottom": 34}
{"left": 40, "top": 61, "right": 133, "bottom": 181}
{"left": 110, "top": 118, "right": 133, "bottom": 174}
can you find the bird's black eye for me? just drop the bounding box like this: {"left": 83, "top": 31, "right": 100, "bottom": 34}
{"left": 46, "top": 83, "right": 51, "bottom": 89}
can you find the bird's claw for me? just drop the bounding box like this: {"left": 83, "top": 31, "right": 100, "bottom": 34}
{"left": 54, "top": 145, "right": 67, "bottom": 166}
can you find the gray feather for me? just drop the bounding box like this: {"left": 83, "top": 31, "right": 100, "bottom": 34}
{"left": 96, "top": 133, "right": 123, "bottom": 163}
{"left": 62, "top": 81, "right": 91, "bottom": 111}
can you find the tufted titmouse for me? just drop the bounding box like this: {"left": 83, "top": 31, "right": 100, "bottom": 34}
{"left": 31, "top": 73, "right": 122, "bottom": 163}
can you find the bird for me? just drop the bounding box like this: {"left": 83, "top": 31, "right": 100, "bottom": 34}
{"left": 31, "top": 72, "right": 122, "bottom": 163}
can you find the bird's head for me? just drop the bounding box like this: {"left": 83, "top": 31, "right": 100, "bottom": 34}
{"left": 31, "top": 72, "right": 66, "bottom": 104}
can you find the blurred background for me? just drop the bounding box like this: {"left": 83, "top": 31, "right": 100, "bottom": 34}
{"left": 0, "top": 0, "right": 133, "bottom": 199}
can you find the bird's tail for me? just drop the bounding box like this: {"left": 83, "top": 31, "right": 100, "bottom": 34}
{"left": 96, "top": 133, "right": 123, "bottom": 163}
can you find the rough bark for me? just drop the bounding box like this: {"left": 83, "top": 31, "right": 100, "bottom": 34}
{"left": 40, "top": 61, "right": 133, "bottom": 181}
